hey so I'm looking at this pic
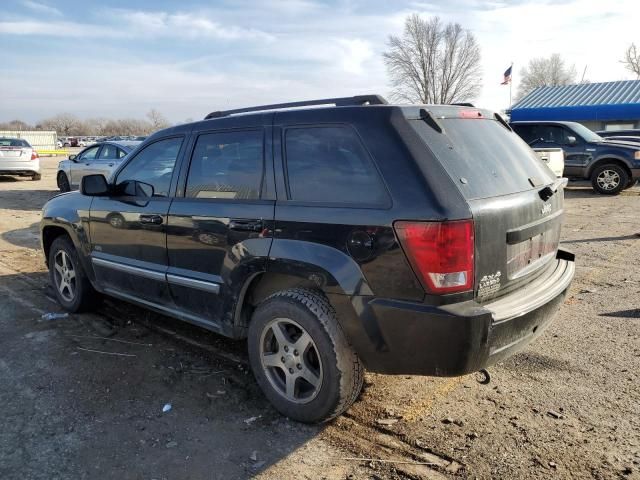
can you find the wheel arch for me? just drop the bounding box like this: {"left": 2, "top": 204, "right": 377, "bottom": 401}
{"left": 42, "top": 225, "right": 72, "bottom": 267}
{"left": 231, "top": 240, "right": 374, "bottom": 337}
{"left": 586, "top": 157, "right": 632, "bottom": 179}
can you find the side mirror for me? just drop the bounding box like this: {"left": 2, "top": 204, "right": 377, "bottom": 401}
{"left": 81, "top": 174, "right": 110, "bottom": 196}
{"left": 68, "top": 154, "right": 77, "bottom": 162}
{"left": 566, "top": 136, "right": 577, "bottom": 145}
{"left": 121, "top": 180, "right": 154, "bottom": 198}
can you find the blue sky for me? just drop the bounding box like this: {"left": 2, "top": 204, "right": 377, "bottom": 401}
{"left": 1, "top": 0, "right": 638, "bottom": 123}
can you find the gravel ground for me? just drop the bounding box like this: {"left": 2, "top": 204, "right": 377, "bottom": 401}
{"left": 0, "top": 157, "right": 638, "bottom": 479}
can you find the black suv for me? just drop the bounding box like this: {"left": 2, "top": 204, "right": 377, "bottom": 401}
{"left": 40, "top": 96, "right": 575, "bottom": 423}
{"left": 511, "top": 120, "right": 640, "bottom": 194}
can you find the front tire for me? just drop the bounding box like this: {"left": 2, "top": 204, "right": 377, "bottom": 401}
{"left": 48, "top": 236, "right": 99, "bottom": 312}
{"left": 57, "top": 171, "right": 71, "bottom": 192}
{"left": 591, "top": 164, "right": 628, "bottom": 195}
{"left": 248, "top": 288, "right": 364, "bottom": 423}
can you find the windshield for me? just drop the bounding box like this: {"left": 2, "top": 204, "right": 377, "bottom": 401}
{"left": 568, "top": 123, "right": 602, "bottom": 142}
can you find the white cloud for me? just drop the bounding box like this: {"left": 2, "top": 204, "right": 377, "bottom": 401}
{"left": 21, "top": 0, "right": 62, "bottom": 17}
{"left": 110, "top": 9, "right": 275, "bottom": 41}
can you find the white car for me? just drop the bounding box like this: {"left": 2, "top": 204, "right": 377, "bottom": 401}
{"left": 0, "top": 137, "right": 41, "bottom": 180}
{"left": 56, "top": 140, "right": 141, "bottom": 191}
{"left": 533, "top": 147, "right": 565, "bottom": 178}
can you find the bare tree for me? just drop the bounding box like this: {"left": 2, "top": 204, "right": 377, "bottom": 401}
{"left": 516, "top": 54, "right": 576, "bottom": 100}
{"left": 39, "top": 113, "right": 83, "bottom": 136}
{"left": 621, "top": 43, "right": 640, "bottom": 79}
{"left": 146, "top": 109, "right": 170, "bottom": 131}
{"left": 0, "top": 119, "right": 33, "bottom": 131}
{"left": 383, "top": 14, "right": 482, "bottom": 104}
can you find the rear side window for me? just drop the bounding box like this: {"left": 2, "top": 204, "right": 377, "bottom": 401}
{"left": 284, "top": 126, "right": 388, "bottom": 205}
{"left": 185, "top": 130, "right": 263, "bottom": 200}
{"left": 411, "top": 118, "right": 555, "bottom": 200}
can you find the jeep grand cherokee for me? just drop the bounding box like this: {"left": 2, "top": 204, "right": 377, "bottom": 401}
{"left": 40, "top": 95, "right": 575, "bottom": 423}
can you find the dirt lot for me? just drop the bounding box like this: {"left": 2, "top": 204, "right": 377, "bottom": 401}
{"left": 0, "top": 156, "right": 639, "bottom": 480}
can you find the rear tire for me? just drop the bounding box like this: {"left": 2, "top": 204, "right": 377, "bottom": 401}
{"left": 48, "top": 236, "right": 99, "bottom": 312}
{"left": 57, "top": 171, "right": 71, "bottom": 192}
{"left": 32, "top": 173, "right": 41, "bottom": 181}
{"left": 248, "top": 288, "right": 364, "bottom": 423}
{"left": 591, "top": 164, "right": 628, "bottom": 195}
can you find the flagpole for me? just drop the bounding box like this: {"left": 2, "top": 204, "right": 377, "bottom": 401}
{"left": 509, "top": 61, "right": 513, "bottom": 108}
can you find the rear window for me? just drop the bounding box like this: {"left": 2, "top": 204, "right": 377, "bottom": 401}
{"left": 411, "top": 118, "right": 555, "bottom": 200}
{"left": 0, "top": 138, "right": 29, "bottom": 147}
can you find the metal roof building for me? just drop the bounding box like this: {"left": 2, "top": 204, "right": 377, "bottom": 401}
{"left": 510, "top": 80, "right": 640, "bottom": 131}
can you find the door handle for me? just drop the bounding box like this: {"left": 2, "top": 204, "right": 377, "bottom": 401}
{"left": 139, "top": 214, "right": 163, "bottom": 225}
{"left": 229, "top": 219, "right": 263, "bottom": 232}
{"left": 107, "top": 163, "right": 114, "bottom": 167}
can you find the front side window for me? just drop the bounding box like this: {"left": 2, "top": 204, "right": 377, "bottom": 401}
{"left": 284, "top": 126, "right": 388, "bottom": 205}
{"left": 116, "top": 137, "right": 183, "bottom": 197}
{"left": 79, "top": 145, "right": 100, "bottom": 161}
{"left": 185, "top": 130, "right": 263, "bottom": 200}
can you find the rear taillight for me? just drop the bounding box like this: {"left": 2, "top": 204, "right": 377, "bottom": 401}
{"left": 31, "top": 150, "right": 39, "bottom": 160}
{"left": 394, "top": 220, "right": 474, "bottom": 294}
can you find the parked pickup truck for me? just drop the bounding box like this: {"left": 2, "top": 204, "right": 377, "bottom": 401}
{"left": 511, "top": 121, "right": 640, "bottom": 194}
{"left": 532, "top": 148, "right": 564, "bottom": 177}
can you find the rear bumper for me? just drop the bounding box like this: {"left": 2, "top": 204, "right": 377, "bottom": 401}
{"left": 0, "top": 160, "right": 40, "bottom": 175}
{"left": 344, "top": 250, "right": 575, "bottom": 376}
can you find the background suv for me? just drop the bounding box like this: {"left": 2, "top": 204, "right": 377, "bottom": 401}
{"left": 40, "top": 96, "right": 574, "bottom": 423}
{"left": 0, "top": 137, "right": 40, "bottom": 180}
{"left": 511, "top": 120, "right": 640, "bottom": 194}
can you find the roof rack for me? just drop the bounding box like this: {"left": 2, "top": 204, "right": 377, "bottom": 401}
{"left": 204, "top": 95, "right": 388, "bottom": 120}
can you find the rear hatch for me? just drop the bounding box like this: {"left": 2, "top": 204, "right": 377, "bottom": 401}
{"left": 408, "top": 108, "right": 563, "bottom": 303}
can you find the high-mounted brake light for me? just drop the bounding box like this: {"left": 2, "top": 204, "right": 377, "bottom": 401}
{"left": 459, "top": 109, "right": 483, "bottom": 119}
{"left": 395, "top": 220, "right": 474, "bottom": 294}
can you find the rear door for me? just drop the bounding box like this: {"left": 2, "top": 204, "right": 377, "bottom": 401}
{"left": 411, "top": 113, "right": 563, "bottom": 302}
{"left": 93, "top": 143, "right": 128, "bottom": 178}
{"left": 166, "top": 125, "right": 275, "bottom": 329}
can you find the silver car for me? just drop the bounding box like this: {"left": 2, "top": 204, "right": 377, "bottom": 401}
{"left": 56, "top": 140, "right": 141, "bottom": 192}
{"left": 0, "top": 137, "right": 41, "bottom": 180}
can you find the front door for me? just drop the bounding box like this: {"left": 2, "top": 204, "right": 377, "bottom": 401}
{"left": 166, "top": 127, "right": 275, "bottom": 330}
{"left": 89, "top": 136, "right": 185, "bottom": 306}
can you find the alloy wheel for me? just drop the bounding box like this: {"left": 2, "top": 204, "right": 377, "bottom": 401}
{"left": 259, "top": 318, "right": 323, "bottom": 404}
{"left": 596, "top": 169, "right": 620, "bottom": 191}
{"left": 53, "top": 250, "right": 76, "bottom": 302}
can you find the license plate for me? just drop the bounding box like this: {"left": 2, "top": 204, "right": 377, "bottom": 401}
{"left": 507, "top": 225, "right": 560, "bottom": 278}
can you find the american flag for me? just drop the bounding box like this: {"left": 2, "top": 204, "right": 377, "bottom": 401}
{"left": 501, "top": 65, "right": 512, "bottom": 85}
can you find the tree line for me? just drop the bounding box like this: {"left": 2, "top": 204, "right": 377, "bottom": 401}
{"left": 0, "top": 109, "right": 172, "bottom": 136}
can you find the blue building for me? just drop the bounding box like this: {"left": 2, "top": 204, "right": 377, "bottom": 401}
{"left": 510, "top": 80, "right": 640, "bottom": 132}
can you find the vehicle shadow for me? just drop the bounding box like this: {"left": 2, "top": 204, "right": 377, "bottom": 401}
{"left": 1, "top": 222, "right": 40, "bottom": 250}
{"left": 599, "top": 308, "right": 639, "bottom": 319}
{"left": 0, "top": 270, "right": 337, "bottom": 480}
{"left": 561, "top": 234, "right": 639, "bottom": 244}
{"left": 0, "top": 189, "right": 60, "bottom": 211}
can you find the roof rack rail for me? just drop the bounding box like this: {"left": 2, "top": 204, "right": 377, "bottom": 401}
{"left": 450, "top": 102, "right": 475, "bottom": 107}
{"left": 204, "top": 95, "right": 388, "bottom": 120}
